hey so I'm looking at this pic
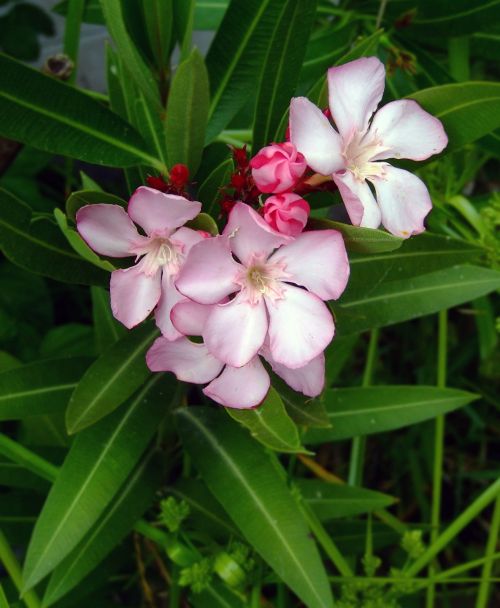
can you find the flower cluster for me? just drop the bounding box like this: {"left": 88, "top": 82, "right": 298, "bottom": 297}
{"left": 76, "top": 57, "right": 446, "bottom": 410}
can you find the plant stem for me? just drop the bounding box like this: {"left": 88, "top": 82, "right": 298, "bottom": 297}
{"left": 0, "top": 434, "right": 58, "bottom": 482}
{"left": 406, "top": 477, "right": 500, "bottom": 578}
{"left": 375, "top": 0, "right": 389, "bottom": 29}
{"left": 475, "top": 496, "right": 500, "bottom": 608}
{"left": 348, "top": 328, "right": 379, "bottom": 486}
{"left": 0, "top": 530, "right": 41, "bottom": 608}
{"left": 448, "top": 37, "right": 470, "bottom": 82}
{"left": 426, "top": 310, "right": 448, "bottom": 607}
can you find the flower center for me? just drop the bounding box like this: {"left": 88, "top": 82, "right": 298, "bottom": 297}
{"left": 131, "top": 236, "right": 182, "bottom": 277}
{"left": 343, "top": 130, "right": 389, "bottom": 181}
{"left": 236, "top": 254, "right": 290, "bottom": 306}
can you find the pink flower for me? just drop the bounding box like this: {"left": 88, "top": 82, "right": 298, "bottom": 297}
{"left": 262, "top": 193, "right": 310, "bottom": 237}
{"left": 175, "top": 202, "right": 349, "bottom": 369}
{"left": 146, "top": 300, "right": 324, "bottom": 409}
{"left": 289, "top": 57, "right": 448, "bottom": 238}
{"left": 250, "top": 142, "right": 307, "bottom": 194}
{"left": 76, "top": 186, "right": 202, "bottom": 338}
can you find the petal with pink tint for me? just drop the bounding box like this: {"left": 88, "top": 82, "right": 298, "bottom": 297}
{"left": 289, "top": 97, "right": 344, "bottom": 175}
{"left": 176, "top": 236, "right": 240, "bottom": 304}
{"left": 267, "top": 284, "right": 334, "bottom": 369}
{"left": 223, "top": 202, "right": 291, "bottom": 266}
{"left": 128, "top": 186, "right": 201, "bottom": 236}
{"left": 203, "top": 357, "right": 270, "bottom": 409}
{"left": 171, "top": 300, "right": 212, "bottom": 336}
{"left": 154, "top": 273, "right": 186, "bottom": 340}
{"left": 333, "top": 170, "right": 381, "bottom": 228}
{"left": 262, "top": 347, "right": 325, "bottom": 398}
{"left": 76, "top": 204, "right": 141, "bottom": 257}
{"left": 146, "top": 336, "right": 223, "bottom": 384}
{"left": 204, "top": 295, "right": 268, "bottom": 368}
{"left": 369, "top": 99, "right": 448, "bottom": 161}
{"left": 327, "top": 57, "right": 385, "bottom": 139}
{"left": 110, "top": 260, "right": 162, "bottom": 329}
{"left": 372, "top": 166, "right": 432, "bottom": 238}
{"left": 170, "top": 226, "right": 205, "bottom": 254}
{"left": 270, "top": 230, "right": 349, "bottom": 300}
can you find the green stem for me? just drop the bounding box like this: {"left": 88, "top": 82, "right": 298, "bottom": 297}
{"left": 63, "top": 0, "right": 85, "bottom": 75}
{"left": 0, "top": 530, "right": 41, "bottom": 608}
{"left": 0, "top": 434, "right": 58, "bottom": 482}
{"left": 299, "top": 500, "right": 353, "bottom": 577}
{"left": 427, "top": 309, "right": 448, "bottom": 608}
{"left": 448, "top": 37, "right": 470, "bottom": 82}
{"left": 327, "top": 576, "right": 500, "bottom": 585}
{"left": 348, "top": 328, "right": 379, "bottom": 486}
{"left": 438, "top": 552, "right": 500, "bottom": 582}
{"left": 406, "top": 477, "right": 500, "bottom": 578}
{"left": 168, "top": 565, "right": 181, "bottom": 608}
{"left": 475, "top": 496, "right": 500, "bottom": 608}
{"left": 375, "top": 0, "right": 389, "bottom": 28}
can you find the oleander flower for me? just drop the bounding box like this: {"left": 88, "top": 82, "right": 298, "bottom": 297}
{"left": 250, "top": 142, "right": 307, "bottom": 194}
{"left": 146, "top": 300, "right": 324, "bottom": 408}
{"left": 289, "top": 57, "right": 448, "bottom": 238}
{"left": 76, "top": 186, "right": 202, "bottom": 338}
{"left": 262, "top": 192, "right": 310, "bottom": 236}
{"left": 175, "top": 202, "right": 349, "bottom": 369}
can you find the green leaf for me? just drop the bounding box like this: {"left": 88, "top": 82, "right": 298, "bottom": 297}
{"left": 98, "top": 0, "right": 159, "bottom": 110}
{"left": 90, "top": 287, "right": 127, "bottom": 354}
{"left": 194, "top": 0, "right": 229, "bottom": 29}
{"left": 165, "top": 48, "right": 210, "bottom": 175}
{"left": 0, "top": 53, "right": 158, "bottom": 169}
{"left": 345, "top": 233, "right": 482, "bottom": 297}
{"left": 252, "top": 0, "right": 317, "bottom": 151}
{"left": 191, "top": 583, "right": 246, "bottom": 608}
{"left": 197, "top": 157, "right": 232, "bottom": 215}
{"left": 0, "top": 357, "right": 91, "bottom": 421}
{"left": 65, "top": 189, "right": 127, "bottom": 223}
{"left": 227, "top": 387, "right": 305, "bottom": 453}
{"left": 22, "top": 374, "right": 177, "bottom": 590}
{"left": 297, "top": 480, "right": 396, "bottom": 520}
{"left": 308, "top": 218, "right": 404, "bottom": 253}
{"left": 142, "top": 0, "right": 173, "bottom": 71}
{"left": 185, "top": 212, "right": 219, "bottom": 236}
{"left": 205, "top": 0, "right": 285, "bottom": 142}
{"left": 273, "top": 375, "right": 330, "bottom": 428}
{"left": 409, "top": 82, "right": 500, "bottom": 152}
{"left": 408, "top": 0, "right": 500, "bottom": 37}
{"left": 176, "top": 407, "right": 333, "bottom": 608}
{"left": 304, "top": 386, "right": 479, "bottom": 444}
{"left": 65, "top": 323, "right": 159, "bottom": 434}
{"left": 0, "top": 188, "right": 108, "bottom": 287}
{"left": 43, "top": 451, "right": 161, "bottom": 606}
{"left": 54, "top": 209, "right": 115, "bottom": 272}
{"left": 334, "top": 265, "right": 500, "bottom": 336}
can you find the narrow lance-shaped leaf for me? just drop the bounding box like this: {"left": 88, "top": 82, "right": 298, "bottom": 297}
{"left": 91, "top": 287, "right": 127, "bottom": 354}
{"left": 66, "top": 322, "right": 159, "bottom": 434}
{"left": 0, "top": 357, "right": 92, "bottom": 421}
{"left": 22, "top": 374, "right": 178, "bottom": 590}
{"left": 176, "top": 407, "right": 334, "bottom": 608}
{"left": 165, "top": 48, "right": 210, "bottom": 175}
{"left": 0, "top": 53, "right": 158, "bottom": 168}
{"left": 305, "top": 386, "right": 479, "bottom": 444}
{"left": 334, "top": 265, "right": 500, "bottom": 336}
{"left": 253, "top": 0, "right": 318, "bottom": 151}
{"left": 0, "top": 188, "right": 109, "bottom": 287}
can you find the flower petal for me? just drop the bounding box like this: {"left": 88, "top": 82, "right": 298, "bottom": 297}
{"left": 327, "top": 57, "right": 385, "bottom": 139}
{"left": 223, "top": 202, "right": 291, "bottom": 266}
{"left": 154, "top": 273, "right": 186, "bottom": 340}
{"left": 333, "top": 170, "right": 382, "bottom": 228}
{"left": 204, "top": 295, "right": 268, "bottom": 367}
{"left": 267, "top": 284, "right": 334, "bottom": 369}
{"left": 176, "top": 235, "right": 240, "bottom": 304}
{"left": 203, "top": 357, "right": 270, "bottom": 409}
{"left": 372, "top": 166, "right": 433, "bottom": 238}
{"left": 76, "top": 204, "right": 141, "bottom": 257}
{"left": 289, "top": 97, "right": 344, "bottom": 175}
{"left": 146, "top": 336, "right": 223, "bottom": 384}
{"left": 370, "top": 99, "right": 448, "bottom": 161}
{"left": 110, "top": 260, "right": 161, "bottom": 328}
{"left": 262, "top": 346, "right": 325, "bottom": 398}
{"left": 128, "top": 186, "right": 201, "bottom": 236}
{"left": 270, "top": 230, "right": 349, "bottom": 300}
{"left": 170, "top": 226, "right": 205, "bottom": 253}
{"left": 171, "top": 300, "right": 212, "bottom": 336}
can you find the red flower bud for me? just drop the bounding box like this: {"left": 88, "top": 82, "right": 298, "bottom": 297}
{"left": 220, "top": 198, "right": 236, "bottom": 214}
{"left": 231, "top": 173, "right": 246, "bottom": 190}
{"left": 232, "top": 146, "right": 248, "bottom": 168}
{"left": 146, "top": 175, "right": 168, "bottom": 192}
{"left": 169, "top": 164, "right": 190, "bottom": 188}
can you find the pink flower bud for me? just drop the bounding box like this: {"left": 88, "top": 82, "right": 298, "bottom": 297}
{"left": 262, "top": 193, "right": 310, "bottom": 237}
{"left": 250, "top": 142, "right": 307, "bottom": 194}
